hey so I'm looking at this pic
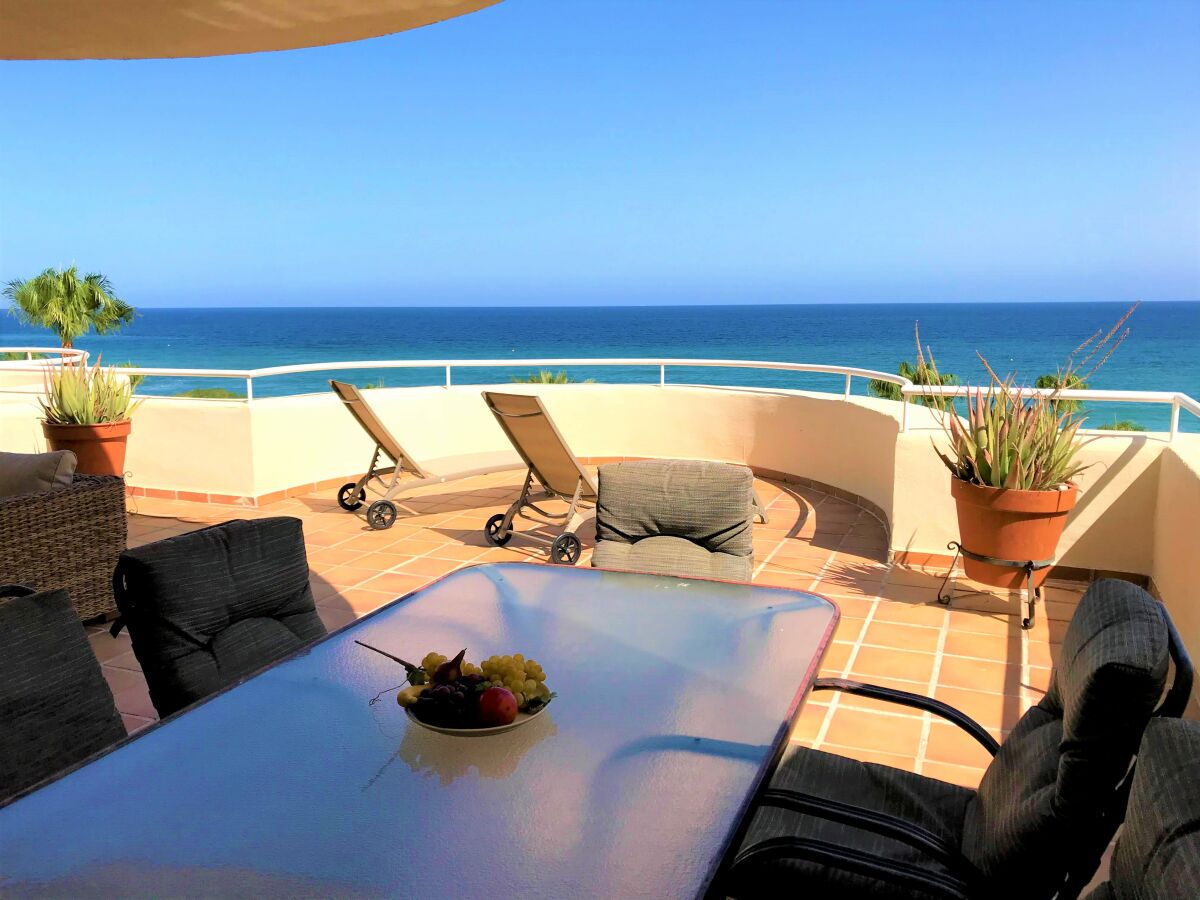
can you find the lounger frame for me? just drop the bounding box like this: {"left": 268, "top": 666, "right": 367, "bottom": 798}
{"left": 481, "top": 392, "right": 597, "bottom": 564}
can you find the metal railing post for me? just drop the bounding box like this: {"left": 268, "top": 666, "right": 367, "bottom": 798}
{"left": 901, "top": 397, "right": 909, "bottom": 432}
{"left": 843, "top": 373, "right": 852, "bottom": 400}
{"left": 445, "top": 365, "right": 452, "bottom": 388}
{"left": 659, "top": 364, "right": 666, "bottom": 386}
{"left": 1170, "top": 399, "right": 1180, "bottom": 442}
{"left": 245, "top": 378, "right": 254, "bottom": 402}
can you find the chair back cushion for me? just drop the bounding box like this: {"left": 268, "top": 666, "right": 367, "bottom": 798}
{"left": 596, "top": 459, "right": 754, "bottom": 556}
{"left": 113, "top": 517, "right": 327, "bottom": 718}
{"left": 0, "top": 450, "right": 76, "bottom": 498}
{"left": 1104, "top": 718, "right": 1200, "bottom": 900}
{"left": 0, "top": 586, "right": 125, "bottom": 800}
{"left": 961, "top": 579, "right": 1170, "bottom": 893}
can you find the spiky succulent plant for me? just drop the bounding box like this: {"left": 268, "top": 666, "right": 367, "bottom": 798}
{"left": 40, "top": 357, "right": 140, "bottom": 425}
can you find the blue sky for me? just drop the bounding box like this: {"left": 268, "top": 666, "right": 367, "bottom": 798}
{"left": 1, "top": 0, "right": 1197, "bottom": 307}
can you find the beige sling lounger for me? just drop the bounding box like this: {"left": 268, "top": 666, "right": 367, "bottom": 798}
{"left": 481, "top": 391, "right": 597, "bottom": 565}
{"left": 329, "top": 380, "right": 517, "bottom": 530}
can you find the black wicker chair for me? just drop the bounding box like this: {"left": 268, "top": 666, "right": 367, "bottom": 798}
{"left": 0, "top": 585, "right": 126, "bottom": 803}
{"left": 724, "top": 579, "right": 1194, "bottom": 900}
{"left": 1083, "top": 717, "right": 1200, "bottom": 900}
{"left": 112, "top": 517, "right": 327, "bottom": 719}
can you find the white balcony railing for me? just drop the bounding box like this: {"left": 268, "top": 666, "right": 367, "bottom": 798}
{"left": 1, "top": 349, "right": 1197, "bottom": 439}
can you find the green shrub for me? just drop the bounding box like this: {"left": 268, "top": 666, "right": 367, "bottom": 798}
{"left": 175, "top": 387, "right": 245, "bottom": 399}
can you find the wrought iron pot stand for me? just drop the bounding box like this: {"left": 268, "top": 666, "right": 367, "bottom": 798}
{"left": 937, "top": 541, "right": 1052, "bottom": 630}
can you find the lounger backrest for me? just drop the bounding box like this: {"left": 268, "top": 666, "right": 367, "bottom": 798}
{"left": 329, "top": 380, "right": 429, "bottom": 479}
{"left": 481, "top": 392, "right": 597, "bottom": 500}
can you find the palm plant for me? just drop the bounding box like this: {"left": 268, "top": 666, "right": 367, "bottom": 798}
{"left": 868, "top": 325, "right": 957, "bottom": 409}
{"left": 5, "top": 266, "right": 134, "bottom": 348}
{"left": 1035, "top": 372, "right": 1086, "bottom": 414}
{"left": 510, "top": 370, "right": 594, "bottom": 384}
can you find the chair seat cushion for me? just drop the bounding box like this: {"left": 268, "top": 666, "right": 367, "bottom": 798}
{"left": 0, "top": 586, "right": 126, "bottom": 800}
{"left": 592, "top": 535, "right": 753, "bottom": 581}
{"left": 730, "top": 744, "right": 974, "bottom": 899}
{"left": 0, "top": 450, "right": 76, "bottom": 498}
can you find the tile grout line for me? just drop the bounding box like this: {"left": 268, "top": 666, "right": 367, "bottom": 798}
{"left": 914, "top": 605, "right": 952, "bottom": 775}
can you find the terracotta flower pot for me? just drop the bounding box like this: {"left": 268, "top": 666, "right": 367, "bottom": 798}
{"left": 42, "top": 420, "right": 132, "bottom": 477}
{"left": 950, "top": 477, "right": 1078, "bottom": 590}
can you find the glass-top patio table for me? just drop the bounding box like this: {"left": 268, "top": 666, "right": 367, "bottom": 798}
{"left": 0, "top": 563, "right": 837, "bottom": 898}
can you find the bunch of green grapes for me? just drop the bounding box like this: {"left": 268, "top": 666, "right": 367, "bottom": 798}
{"left": 421, "top": 651, "right": 447, "bottom": 675}
{"left": 480, "top": 653, "right": 550, "bottom": 710}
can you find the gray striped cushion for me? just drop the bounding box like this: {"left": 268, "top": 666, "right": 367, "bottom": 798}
{"left": 961, "top": 579, "right": 1170, "bottom": 891}
{"left": 592, "top": 534, "right": 753, "bottom": 581}
{"left": 1104, "top": 718, "right": 1200, "bottom": 900}
{"left": 114, "top": 517, "right": 326, "bottom": 718}
{"left": 1, "top": 586, "right": 126, "bottom": 800}
{"left": 596, "top": 459, "right": 754, "bottom": 556}
{"left": 733, "top": 744, "right": 974, "bottom": 898}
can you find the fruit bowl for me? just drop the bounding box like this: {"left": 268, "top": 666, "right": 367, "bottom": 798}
{"left": 358, "top": 642, "right": 555, "bottom": 736}
{"left": 404, "top": 703, "right": 549, "bottom": 737}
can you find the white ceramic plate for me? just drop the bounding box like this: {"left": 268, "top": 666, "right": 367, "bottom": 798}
{"left": 404, "top": 703, "right": 548, "bottom": 737}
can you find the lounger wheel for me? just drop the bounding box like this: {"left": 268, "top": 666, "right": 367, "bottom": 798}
{"left": 337, "top": 482, "right": 366, "bottom": 511}
{"left": 484, "top": 513, "right": 512, "bottom": 546}
{"left": 550, "top": 533, "right": 581, "bottom": 566}
{"left": 366, "top": 500, "right": 398, "bottom": 530}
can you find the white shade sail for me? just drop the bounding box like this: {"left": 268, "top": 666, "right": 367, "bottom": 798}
{"left": 0, "top": 0, "right": 501, "bottom": 60}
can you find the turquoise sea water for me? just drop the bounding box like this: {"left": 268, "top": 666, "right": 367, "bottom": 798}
{"left": 3, "top": 302, "right": 1197, "bottom": 431}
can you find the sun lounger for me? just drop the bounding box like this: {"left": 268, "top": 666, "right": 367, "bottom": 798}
{"left": 480, "top": 391, "right": 597, "bottom": 564}
{"left": 329, "top": 380, "right": 515, "bottom": 530}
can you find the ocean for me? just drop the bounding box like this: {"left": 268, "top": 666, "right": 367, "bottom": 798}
{"left": 3, "top": 302, "right": 1197, "bottom": 431}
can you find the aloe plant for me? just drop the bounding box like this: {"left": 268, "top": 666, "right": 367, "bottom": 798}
{"left": 510, "top": 370, "right": 594, "bottom": 384}
{"left": 41, "top": 357, "right": 140, "bottom": 425}
{"left": 920, "top": 303, "right": 1138, "bottom": 492}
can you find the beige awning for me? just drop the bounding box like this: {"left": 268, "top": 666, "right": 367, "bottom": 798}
{"left": 0, "top": 0, "right": 502, "bottom": 60}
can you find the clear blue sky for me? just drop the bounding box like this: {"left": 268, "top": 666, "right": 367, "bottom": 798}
{"left": 1, "top": 0, "right": 1197, "bottom": 307}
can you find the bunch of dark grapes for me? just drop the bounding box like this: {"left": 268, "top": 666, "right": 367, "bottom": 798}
{"left": 412, "top": 673, "right": 486, "bottom": 727}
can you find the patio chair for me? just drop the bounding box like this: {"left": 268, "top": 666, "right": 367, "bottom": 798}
{"left": 0, "top": 451, "right": 127, "bottom": 621}
{"left": 480, "top": 391, "right": 597, "bottom": 565}
{"left": 724, "top": 578, "right": 1194, "bottom": 900}
{"left": 1, "top": 585, "right": 126, "bottom": 802}
{"left": 111, "top": 517, "right": 327, "bottom": 718}
{"left": 1083, "top": 717, "right": 1200, "bottom": 900}
{"left": 329, "top": 379, "right": 515, "bottom": 531}
{"left": 592, "top": 458, "right": 756, "bottom": 581}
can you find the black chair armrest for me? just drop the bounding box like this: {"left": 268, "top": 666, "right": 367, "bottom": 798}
{"left": 757, "top": 788, "right": 980, "bottom": 878}
{"left": 814, "top": 677, "right": 1000, "bottom": 756}
{"left": 731, "top": 833, "right": 972, "bottom": 900}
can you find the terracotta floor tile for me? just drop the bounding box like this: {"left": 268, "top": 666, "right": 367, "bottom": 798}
{"left": 942, "top": 630, "right": 1022, "bottom": 664}
{"left": 863, "top": 620, "right": 942, "bottom": 653}
{"left": 831, "top": 616, "right": 867, "bottom": 644}
{"left": 924, "top": 720, "right": 1002, "bottom": 769}
{"left": 938, "top": 656, "right": 1023, "bottom": 695}
{"left": 946, "top": 610, "right": 1015, "bottom": 637}
{"left": 822, "top": 708, "right": 925, "bottom": 755}
{"left": 317, "top": 606, "right": 359, "bottom": 633}
{"left": 820, "top": 594, "right": 877, "bottom": 619}
{"left": 396, "top": 556, "right": 463, "bottom": 577}
{"left": 818, "top": 743, "right": 919, "bottom": 772}
{"left": 789, "top": 701, "right": 830, "bottom": 744}
{"left": 320, "top": 565, "right": 381, "bottom": 589}
{"left": 850, "top": 646, "right": 937, "bottom": 683}
{"left": 331, "top": 588, "right": 401, "bottom": 615}
{"left": 932, "top": 686, "right": 1028, "bottom": 731}
{"left": 819, "top": 642, "right": 853, "bottom": 673}
{"left": 871, "top": 601, "right": 949, "bottom": 628}
{"left": 358, "top": 571, "right": 432, "bottom": 597}
{"left": 89, "top": 630, "right": 132, "bottom": 663}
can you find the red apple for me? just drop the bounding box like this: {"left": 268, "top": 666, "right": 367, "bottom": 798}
{"left": 478, "top": 687, "right": 518, "bottom": 726}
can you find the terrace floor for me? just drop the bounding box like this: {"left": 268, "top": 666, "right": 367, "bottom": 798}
{"left": 96, "top": 469, "right": 1083, "bottom": 791}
